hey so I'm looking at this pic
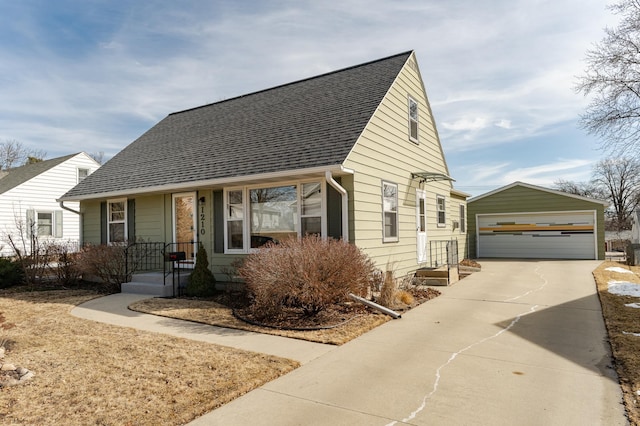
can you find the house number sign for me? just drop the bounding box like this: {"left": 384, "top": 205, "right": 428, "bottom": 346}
{"left": 199, "top": 198, "right": 206, "bottom": 235}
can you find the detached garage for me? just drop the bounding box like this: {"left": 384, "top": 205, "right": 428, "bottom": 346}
{"left": 467, "top": 182, "right": 608, "bottom": 260}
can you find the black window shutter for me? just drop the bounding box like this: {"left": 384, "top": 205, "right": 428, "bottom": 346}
{"left": 127, "top": 199, "right": 135, "bottom": 242}
{"left": 100, "top": 202, "right": 107, "bottom": 244}
{"left": 213, "top": 190, "right": 224, "bottom": 253}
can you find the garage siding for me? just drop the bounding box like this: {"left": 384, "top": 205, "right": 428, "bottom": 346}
{"left": 467, "top": 184, "right": 606, "bottom": 260}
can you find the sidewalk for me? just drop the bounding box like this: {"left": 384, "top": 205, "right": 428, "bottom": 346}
{"left": 71, "top": 293, "right": 334, "bottom": 365}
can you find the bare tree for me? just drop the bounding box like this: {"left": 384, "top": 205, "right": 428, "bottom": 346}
{"left": 0, "top": 140, "right": 46, "bottom": 170}
{"left": 554, "top": 179, "right": 607, "bottom": 200}
{"left": 576, "top": 0, "right": 640, "bottom": 156}
{"left": 593, "top": 157, "right": 640, "bottom": 231}
{"left": 89, "top": 151, "right": 105, "bottom": 165}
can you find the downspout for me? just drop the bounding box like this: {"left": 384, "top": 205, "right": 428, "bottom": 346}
{"left": 59, "top": 201, "right": 83, "bottom": 246}
{"left": 325, "top": 170, "right": 349, "bottom": 242}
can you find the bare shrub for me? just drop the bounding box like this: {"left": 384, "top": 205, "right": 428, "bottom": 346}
{"left": 77, "top": 244, "right": 128, "bottom": 292}
{"left": 48, "top": 241, "right": 82, "bottom": 286}
{"left": 238, "top": 235, "right": 375, "bottom": 319}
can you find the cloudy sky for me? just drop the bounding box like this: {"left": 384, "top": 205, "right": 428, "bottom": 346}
{"left": 0, "top": 0, "right": 618, "bottom": 196}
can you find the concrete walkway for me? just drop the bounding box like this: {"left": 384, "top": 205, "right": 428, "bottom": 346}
{"left": 71, "top": 293, "right": 335, "bottom": 364}
{"left": 73, "top": 260, "right": 628, "bottom": 425}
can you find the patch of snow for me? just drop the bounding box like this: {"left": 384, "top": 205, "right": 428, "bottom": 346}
{"left": 608, "top": 281, "right": 640, "bottom": 297}
{"left": 622, "top": 331, "right": 640, "bottom": 337}
{"left": 625, "top": 303, "right": 640, "bottom": 309}
{"left": 605, "top": 267, "right": 634, "bottom": 274}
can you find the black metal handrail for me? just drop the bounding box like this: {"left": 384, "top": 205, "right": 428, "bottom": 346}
{"left": 124, "top": 242, "right": 166, "bottom": 276}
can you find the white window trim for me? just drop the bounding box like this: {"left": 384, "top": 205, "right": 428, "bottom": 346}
{"left": 107, "top": 198, "right": 127, "bottom": 244}
{"left": 459, "top": 204, "right": 466, "bottom": 233}
{"left": 223, "top": 180, "right": 327, "bottom": 254}
{"left": 382, "top": 181, "right": 399, "bottom": 243}
{"left": 224, "top": 187, "right": 247, "bottom": 254}
{"left": 437, "top": 195, "right": 446, "bottom": 228}
{"left": 408, "top": 96, "right": 419, "bottom": 143}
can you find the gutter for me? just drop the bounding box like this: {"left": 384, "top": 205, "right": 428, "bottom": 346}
{"left": 325, "top": 170, "right": 349, "bottom": 241}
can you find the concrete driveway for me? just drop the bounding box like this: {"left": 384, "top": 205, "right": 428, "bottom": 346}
{"left": 191, "top": 260, "right": 627, "bottom": 425}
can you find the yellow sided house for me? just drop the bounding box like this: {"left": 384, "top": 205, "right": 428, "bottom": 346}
{"left": 59, "top": 51, "right": 468, "bottom": 295}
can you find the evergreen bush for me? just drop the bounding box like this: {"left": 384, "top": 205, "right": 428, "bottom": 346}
{"left": 0, "top": 258, "right": 24, "bottom": 289}
{"left": 186, "top": 243, "right": 216, "bottom": 297}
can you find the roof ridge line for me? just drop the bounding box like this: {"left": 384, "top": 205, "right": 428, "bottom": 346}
{"left": 169, "top": 50, "right": 414, "bottom": 116}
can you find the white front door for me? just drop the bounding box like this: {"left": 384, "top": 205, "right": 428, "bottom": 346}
{"left": 173, "top": 192, "right": 197, "bottom": 268}
{"left": 416, "top": 189, "right": 428, "bottom": 263}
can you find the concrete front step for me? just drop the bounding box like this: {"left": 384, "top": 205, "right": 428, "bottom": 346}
{"left": 121, "top": 271, "right": 191, "bottom": 297}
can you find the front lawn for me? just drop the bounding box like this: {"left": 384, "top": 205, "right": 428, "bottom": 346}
{"left": 0, "top": 288, "right": 298, "bottom": 425}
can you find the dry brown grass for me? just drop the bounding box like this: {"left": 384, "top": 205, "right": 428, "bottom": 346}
{"left": 129, "top": 297, "right": 390, "bottom": 345}
{"left": 0, "top": 288, "right": 298, "bottom": 425}
{"left": 593, "top": 261, "right": 640, "bottom": 425}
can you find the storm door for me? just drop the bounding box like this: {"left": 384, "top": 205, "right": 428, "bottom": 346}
{"left": 172, "top": 193, "right": 197, "bottom": 268}
{"left": 416, "top": 189, "right": 428, "bottom": 263}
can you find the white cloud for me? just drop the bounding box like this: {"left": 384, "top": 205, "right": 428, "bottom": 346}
{"left": 494, "top": 119, "right": 512, "bottom": 129}
{"left": 441, "top": 117, "right": 488, "bottom": 131}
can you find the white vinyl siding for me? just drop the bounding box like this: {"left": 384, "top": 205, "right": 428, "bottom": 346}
{"left": 342, "top": 52, "right": 463, "bottom": 276}
{"left": 0, "top": 153, "right": 99, "bottom": 256}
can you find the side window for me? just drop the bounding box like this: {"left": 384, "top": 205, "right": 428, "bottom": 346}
{"left": 107, "top": 199, "right": 127, "bottom": 243}
{"left": 27, "top": 210, "right": 63, "bottom": 238}
{"left": 408, "top": 96, "right": 419, "bottom": 142}
{"left": 437, "top": 196, "right": 446, "bottom": 227}
{"left": 382, "top": 181, "right": 399, "bottom": 242}
{"left": 459, "top": 204, "right": 466, "bottom": 233}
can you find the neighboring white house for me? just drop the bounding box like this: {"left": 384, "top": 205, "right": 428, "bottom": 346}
{"left": 0, "top": 152, "right": 100, "bottom": 256}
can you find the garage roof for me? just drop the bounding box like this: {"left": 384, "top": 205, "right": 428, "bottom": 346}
{"left": 468, "top": 181, "right": 609, "bottom": 206}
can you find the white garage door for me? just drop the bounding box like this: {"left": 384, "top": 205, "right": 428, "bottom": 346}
{"left": 477, "top": 211, "right": 596, "bottom": 259}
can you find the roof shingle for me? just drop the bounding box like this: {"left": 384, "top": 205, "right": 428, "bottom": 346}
{"left": 62, "top": 51, "right": 412, "bottom": 200}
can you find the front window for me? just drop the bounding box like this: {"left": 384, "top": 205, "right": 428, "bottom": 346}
{"left": 108, "top": 199, "right": 127, "bottom": 243}
{"left": 224, "top": 181, "right": 324, "bottom": 252}
{"left": 383, "top": 181, "right": 399, "bottom": 242}
{"left": 301, "top": 182, "right": 322, "bottom": 236}
{"left": 408, "top": 97, "right": 419, "bottom": 142}
{"left": 226, "top": 190, "right": 244, "bottom": 250}
{"left": 437, "top": 196, "right": 446, "bottom": 227}
{"left": 250, "top": 185, "right": 297, "bottom": 247}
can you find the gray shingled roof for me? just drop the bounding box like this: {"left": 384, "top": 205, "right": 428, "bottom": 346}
{"left": 0, "top": 153, "right": 78, "bottom": 195}
{"left": 61, "top": 51, "right": 412, "bottom": 200}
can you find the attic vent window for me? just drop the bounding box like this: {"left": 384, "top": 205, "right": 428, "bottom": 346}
{"left": 78, "top": 168, "right": 90, "bottom": 182}
{"left": 408, "top": 97, "right": 419, "bottom": 142}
